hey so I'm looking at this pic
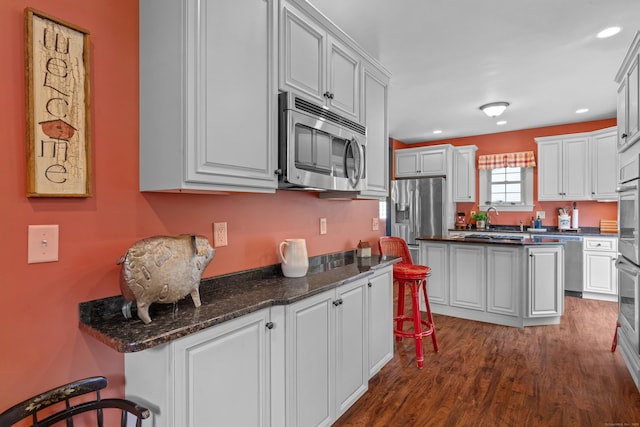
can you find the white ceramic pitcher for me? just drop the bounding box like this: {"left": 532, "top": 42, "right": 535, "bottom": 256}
{"left": 279, "top": 238, "right": 309, "bottom": 278}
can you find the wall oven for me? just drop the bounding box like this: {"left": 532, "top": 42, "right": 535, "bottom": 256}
{"left": 618, "top": 149, "right": 640, "bottom": 264}
{"left": 616, "top": 256, "right": 640, "bottom": 353}
{"left": 277, "top": 92, "right": 366, "bottom": 191}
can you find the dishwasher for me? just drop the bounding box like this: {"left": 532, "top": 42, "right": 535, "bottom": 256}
{"left": 541, "top": 234, "right": 584, "bottom": 296}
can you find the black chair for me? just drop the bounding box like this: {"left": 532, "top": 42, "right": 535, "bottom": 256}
{"left": 0, "top": 376, "right": 150, "bottom": 427}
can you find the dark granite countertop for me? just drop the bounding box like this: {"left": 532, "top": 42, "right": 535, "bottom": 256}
{"left": 79, "top": 251, "right": 399, "bottom": 353}
{"left": 448, "top": 225, "right": 617, "bottom": 237}
{"left": 418, "top": 235, "right": 567, "bottom": 245}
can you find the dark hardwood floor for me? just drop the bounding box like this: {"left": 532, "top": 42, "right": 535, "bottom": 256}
{"left": 335, "top": 296, "right": 640, "bottom": 427}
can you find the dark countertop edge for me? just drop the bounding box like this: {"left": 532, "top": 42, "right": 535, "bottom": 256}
{"left": 417, "top": 235, "right": 566, "bottom": 245}
{"left": 79, "top": 253, "right": 400, "bottom": 353}
{"left": 447, "top": 226, "right": 616, "bottom": 236}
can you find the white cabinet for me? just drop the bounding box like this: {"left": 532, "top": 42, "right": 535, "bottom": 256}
{"left": 419, "top": 242, "right": 449, "bottom": 305}
{"left": 536, "top": 135, "right": 591, "bottom": 201}
{"left": 139, "top": 0, "right": 278, "bottom": 194}
{"left": 124, "top": 309, "right": 273, "bottom": 427}
{"left": 367, "top": 267, "right": 394, "bottom": 378}
{"left": 285, "top": 277, "right": 368, "bottom": 426}
{"left": 359, "top": 63, "right": 390, "bottom": 199}
{"left": 590, "top": 127, "right": 618, "bottom": 200}
{"left": 527, "top": 246, "right": 564, "bottom": 318}
{"left": 487, "top": 246, "right": 521, "bottom": 317}
{"left": 453, "top": 145, "right": 478, "bottom": 202}
{"left": 616, "top": 32, "right": 640, "bottom": 152}
{"left": 395, "top": 145, "right": 453, "bottom": 178}
{"left": 583, "top": 236, "right": 618, "bottom": 301}
{"left": 280, "top": 0, "right": 359, "bottom": 121}
{"left": 449, "top": 244, "right": 485, "bottom": 311}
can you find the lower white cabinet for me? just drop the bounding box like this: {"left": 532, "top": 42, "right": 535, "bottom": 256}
{"left": 124, "top": 265, "right": 394, "bottom": 427}
{"left": 367, "top": 267, "right": 394, "bottom": 377}
{"left": 527, "top": 246, "right": 564, "bottom": 317}
{"left": 285, "top": 277, "right": 368, "bottom": 426}
{"left": 583, "top": 236, "right": 618, "bottom": 301}
{"left": 125, "top": 309, "right": 273, "bottom": 427}
{"left": 418, "top": 241, "right": 564, "bottom": 327}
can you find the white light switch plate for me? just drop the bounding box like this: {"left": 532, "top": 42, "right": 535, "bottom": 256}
{"left": 28, "top": 225, "right": 59, "bottom": 264}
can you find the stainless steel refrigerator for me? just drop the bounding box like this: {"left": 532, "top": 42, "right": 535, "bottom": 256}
{"left": 390, "top": 177, "right": 445, "bottom": 261}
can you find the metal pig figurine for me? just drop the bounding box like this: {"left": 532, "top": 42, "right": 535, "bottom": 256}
{"left": 117, "top": 234, "right": 215, "bottom": 324}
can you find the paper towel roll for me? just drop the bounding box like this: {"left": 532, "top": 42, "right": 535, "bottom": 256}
{"left": 572, "top": 209, "right": 579, "bottom": 228}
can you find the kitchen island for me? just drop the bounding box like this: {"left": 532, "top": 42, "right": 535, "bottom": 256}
{"left": 417, "top": 235, "right": 565, "bottom": 327}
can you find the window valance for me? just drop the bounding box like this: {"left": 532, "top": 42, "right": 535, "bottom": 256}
{"left": 478, "top": 151, "right": 536, "bottom": 170}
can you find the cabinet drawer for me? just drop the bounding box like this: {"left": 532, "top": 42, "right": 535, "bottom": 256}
{"left": 583, "top": 237, "right": 618, "bottom": 252}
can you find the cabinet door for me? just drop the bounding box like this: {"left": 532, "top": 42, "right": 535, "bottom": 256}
{"left": 487, "top": 246, "right": 521, "bottom": 317}
{"left": 280, "top": 2, "right": 325, "bottom": 103}
{"left": 584, "top": 251, "right": 617, "bottom": 295}
{"left": 335, "top": 279, "right": 368, "bottom": 417}
{"left": 419, "top": 148, "right": 448, "bottom": 176}
{"left": 591, "top": 129, "right": 618, "bottom": 200}
{"left": 367, "top": 268, "right": 393, "bottom": 377}
{"left": 450, "top": 244, "right": 485, "bottom": 311}
{"left": 527, "top": 246, "right": 564, "bottom": 317}
{"left": 327, "top": 36, "right": 359, "bottom": 120}
{"left": 395, "top": 151, "right": 419, "bottom": 177}
{"left": 360, "top": 64, "right": 389, "bottom": 198}
{"left": 628, "top": 55, "right": 640, "bottom": 145}
{"left": 618, "top": 79, "right": 628, "bottom": 149}
{"left": 173, "top": 309, "right": 271, "bottom": 427}
{"left": 286, "top": 290, "right": 334, "bottom": 427}
{"left": 537, "top": 140, "right": 563, "bottom": 200}
{"left": 419, "top": 242, "right": 449, "bottom": 305}
{"left": 453, "top": 146, "right": 477, "bottom": 202}
{"left": 562, "top": 136, "right": 591, "bottom": 200}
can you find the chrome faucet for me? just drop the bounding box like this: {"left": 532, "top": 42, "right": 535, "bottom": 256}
{"left": 486, "top": 206, "right": 499, "bottom": 227}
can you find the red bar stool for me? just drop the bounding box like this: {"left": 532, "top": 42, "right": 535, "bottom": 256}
{"left": 378, "top": 236, "right": 439, "bottom": 368}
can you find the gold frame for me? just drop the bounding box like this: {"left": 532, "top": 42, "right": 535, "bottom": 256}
{"left": 25, "top": 8, "right": 92, "bottom": 197}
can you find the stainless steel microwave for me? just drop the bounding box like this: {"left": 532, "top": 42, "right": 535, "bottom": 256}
{"left": 277, "top": 92, "right": 367, "bottom": 191}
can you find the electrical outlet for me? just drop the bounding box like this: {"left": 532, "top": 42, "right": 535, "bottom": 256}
{"left": 28, "top": 224, "right": 59, "bottom": 264}
{"left": 470, "top": 210, "right": 476, "bottom": 218}
{"left": 213, "top": 222, "right": 228, "bottom": 247}
{"left": 536, "top": 211, "right": 546, "bottom": 219}
{"left": 372, "top": 217, "right": 379, "bottom": 231}
{"left": 320, "top": 218, "right": 327, "bottom": 235}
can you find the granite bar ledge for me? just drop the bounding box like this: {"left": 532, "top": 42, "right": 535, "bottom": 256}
{"left": 79, "top": 251, "right": 399, "bottom": 353}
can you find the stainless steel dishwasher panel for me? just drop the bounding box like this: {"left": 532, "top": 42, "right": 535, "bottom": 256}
{"left": 543, "top": 234, "right": 584, "bottom": 294}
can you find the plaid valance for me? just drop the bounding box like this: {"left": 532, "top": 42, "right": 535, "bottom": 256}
{"left": 477, "top": 151, "right": 536, "bottom": 170}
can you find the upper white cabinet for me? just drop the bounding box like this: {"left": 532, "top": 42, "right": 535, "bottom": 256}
{"left": 139, "top": 0, "right": 278, "bottom": 194}
{"left": 536, "top": 135, "right": 591, "bottom": 201}
{"left": 591, "top": 127, "right": 618, "bottom": 200}
{"left": 359, "top": 62, "right": 390, "bottom": 199}
{"left": 280, "top": 0, "right": 360, "bottom": 121}
{"left": 536, "top": 127, "right": 617, "bottom": 202}
{"left": 616, "top": 31, "right": 640, "bottom": 152}
{"left": 395, "top": 145, "right": 453, "bottom": 178}
{"left": 453, "top": 145, "right": 477, "bottom": 202}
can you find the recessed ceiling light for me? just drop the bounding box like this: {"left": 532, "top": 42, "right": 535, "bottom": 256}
{"left": 433, "top": 130, "right": 443, "bottom": 134}
{"left": 496, "top": 120, "right": 507, "bottom": 125}
{"left": 576, "top": 108, "right": 589, "bottom": 114}
{"left": 597, "top": 27, "right": 621, "bottom": 38}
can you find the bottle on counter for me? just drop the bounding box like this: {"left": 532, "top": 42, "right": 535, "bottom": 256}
{"left": 535, "top": 216, "right": 542, "bottom": 228}
{"left": 530, "top": 217, "right": 535, "bottom": 229}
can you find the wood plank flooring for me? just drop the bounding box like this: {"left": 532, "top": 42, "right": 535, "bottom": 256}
{"left": 335, "top": 296, "right": 640, "bottom": 427}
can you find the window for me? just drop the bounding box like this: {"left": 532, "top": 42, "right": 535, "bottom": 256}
{"left": 479, "top": 167, "right": 534, "bottom": 212}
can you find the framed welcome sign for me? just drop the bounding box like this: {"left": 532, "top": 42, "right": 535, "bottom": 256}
{"left": 24, "top": 8, "right": 92, "bottom": 197}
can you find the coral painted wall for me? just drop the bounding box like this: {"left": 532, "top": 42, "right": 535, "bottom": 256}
{"left": 392, "top": 118, "right": 618, "bottom": 229}
{"left": 0, "top": 0, "right": 381, "bottom": 417}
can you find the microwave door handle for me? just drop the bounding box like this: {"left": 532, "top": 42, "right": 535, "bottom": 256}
{"left": 356, "top": 140, "right": 365, "bottom": 183}
{"left": 345, "top": 139, "right": 361, "bottom": 188}
{"left": 350, "top": 139, "right": 364, "bottom": 188}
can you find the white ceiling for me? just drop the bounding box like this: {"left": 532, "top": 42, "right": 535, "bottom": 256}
{"left": 307, "top": 0, "right": 640, "bottom": 143}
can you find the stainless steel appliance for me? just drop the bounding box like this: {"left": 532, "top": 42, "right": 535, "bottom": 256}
{"left": 277, "top": 92, "right": 366, "bottom": 191}
{"left": 538, "top": 233, "right": 583, "bottom": 295}
{"left": 617, "top": 144, "right": 640, "bottom": 354}
{"left": 390, "top": 177, "right": 445, "bottom": 261}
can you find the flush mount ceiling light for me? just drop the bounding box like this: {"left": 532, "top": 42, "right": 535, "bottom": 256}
{"left": 479, "top": 102, "right": 509, "bottom": 118}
